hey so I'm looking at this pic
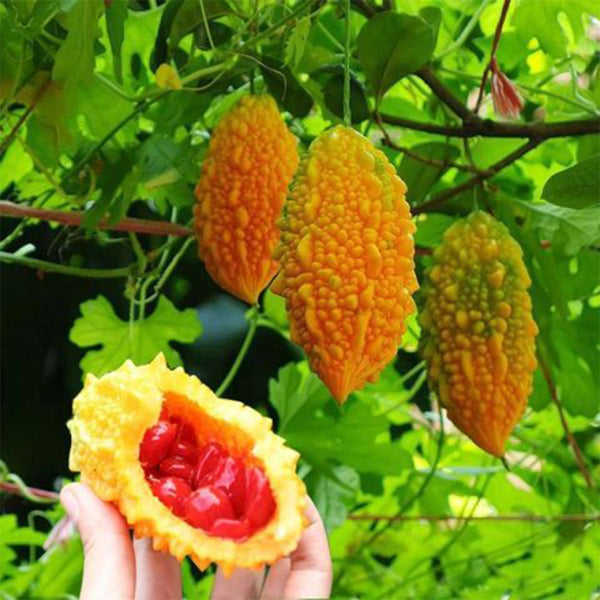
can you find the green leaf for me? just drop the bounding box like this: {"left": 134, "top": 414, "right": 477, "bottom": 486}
{"left": 78, "top": 78, "right": 132, "bottom": 140}
{"left": 148, "top": 88, "right": 215, "bottom": 133}
{"left": 305, "top": 464, "right": 360, "bottom": 532}
{"left": 419, "top": 6, "right": 442, "bottom": 49}
{"left": 323, "top": 72, "right": 370, "bottom": 124}
{"left": 52, "top": 0, "right": 103, "bottom": 102}
{"left": 1, "top": 528, "right": 46, "bottom": 546}
{"left": 542, "top": 155, "right": 600, "bottom": 209}
{"left": 557, "top": 488, "right": 587, "bottom": 548}
{"left": 137, "top": 135, "right": 184, "bottom": 187}
{"left": 168, "top": 0, "right": 232, "bottom": 53}
{"left": 514, "top": 199, "right": 600, "bottom": 256}
{"left": 529, "top": 368, "right": 551, "bottom": 411}
{"left": 149, "top": 0, "right": 184, "bottom": 71}
{"left": 0, "top": 10, "right": 32, "bottom": 84}
{"left": 69, "top": 295, "right": 202, "bottom": 376}
{"left": 548, "top": 308, "right": 600, "bottom": 418}
{"left": 0, "top": 140, "right": 34, "bottom": 191}
{"left": 24, "top": 76, "right": 78, "bottom": 167}
{"left": 3, "top": 0, "right": 64, "bottom": 40}
{"left": 82, "top": 150, "right": 134, "bottom": 230}
{"left": 181, "top": 558, "right": 214, "bottom": 598}
{"left": 0, "top": 561, "right": 43, "bottom": 598}
{"left": 260, "top": 54, "right": 313, "bottom": 118}
{"left": 513, "top": 0, "right": 600, "bottom": 58}
{"left": 30, "top": 538, "right": 83, "bottom": 598}
{"left": 269, "top": 362, "right": 327, "bottom": 433}
{"left": 284, "top": 16, "right": 311, "bottom": 69}
{"left": 262, "top": 289, "right": 288, "bottom": 332}
{"left": 269, "top": 362, "right": 412, "bottom": 476}
{"left": 105, "top": 0, "right": 128, "bottom": 83}
{"left": 577, "top": 135, "right": 600, "bottom": 161}
{"left": 397, "top": 142, "right": 460, "bottom": 205}
{"left": 194, "top": 21, "right": 234, "bottom": 50}
{"left": 357, "top": 12, "right": 434, "bottom": 100}
{"left": 0, "top": 515, "right": 46, "bottom": 548}
{"left": 414, "top": 213, "right": 457, "bottom": 248}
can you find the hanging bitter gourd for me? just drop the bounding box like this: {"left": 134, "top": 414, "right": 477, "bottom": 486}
{"left": 194, "top": 94, "right": 299, "bottom": 304}
{"left": 419, "top": 211, "right": 538, "bottom": 457}
{"left": 272, "top": 125, "right": 418, "bottom": 403}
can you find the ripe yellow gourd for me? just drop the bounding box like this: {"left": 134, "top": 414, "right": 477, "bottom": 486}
{"left": 419, "top": 212, "right": 538, "bottom": 457}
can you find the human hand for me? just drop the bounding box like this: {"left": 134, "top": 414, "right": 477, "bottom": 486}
{"left": 210, "top": 498, "right": 332, "bottom": 600}
{"left": 60, "top": 482, "right": 332, "bottom": 600}
{"left": 60, "top": 482, "right": 181, "bottom": 600}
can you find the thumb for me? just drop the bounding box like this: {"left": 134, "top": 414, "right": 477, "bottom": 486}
{"left": 61, "top": 483, "right": 136, "bottom": 600}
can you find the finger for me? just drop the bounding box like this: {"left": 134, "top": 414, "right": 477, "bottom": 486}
{"left": 282, "top": 498, "right": 332, "bottom": 600}
{"left": 60, "top": 483, "right": 135, "bottom": 600}
{"left": 134, "top": 537, "right": 182, "bottom": 600}
{"left": 211, "top": 566, "right": 265, "bottom": 600}
{"left": 260, "top": 558, "right": 290, "bottom": 600}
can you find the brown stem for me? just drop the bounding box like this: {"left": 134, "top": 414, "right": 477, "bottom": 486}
{"left": 475, "top": 0, "right": 512, "bottom": 112}
{"left": 382, "top": 137, "right": 482, "bottom": 174}
{"left": 415, "top": 246, "right": 432, "bottom": 256}
{"left": 0, "top": 201, "right": 194, "bottom": 237}
{"left": 349, "top": 513, "right": 600, "bottom": 522}
{"left": 379, "top": 112, "right": 600, "bottom": 139}
{"left": 417, "top": 66, "right": 474, "bottom": 121}
{"left": 538, "top": 354, "right": 595, "bottom": 490}
{"left": 0, "top": 481, "right": 60, "bottom": 502}
{"left": 375, "top": 112, "right": 482, "bottom": 174}
{"left": 351, "top": 0, "right": 377, "bottom": 17}
{"left": 413, "top": 138, "right": 540, "bottom": 214}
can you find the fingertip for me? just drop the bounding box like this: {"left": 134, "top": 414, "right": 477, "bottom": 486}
{"left": 304, "top": 496, "right": 322, "bottom": 526}
{"left": 60, "top": 482, "right": 130, "bottom": 544}
{"left": 63, "top": 484, "right": 135, "bottom": 599}
{"left": 60, "top": 483, "right": 82, "bottom": 523}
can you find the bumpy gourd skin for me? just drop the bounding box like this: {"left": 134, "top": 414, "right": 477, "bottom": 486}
{"left": 419, "top": 212, "right": 538, "bottom": 457}
{"left": 67, "top": 354, "right": 307, "bottom": 576}
{"left": 194, "top": 94, "right": 299, "bottom": 304}
{"left": 272, "top": 126, "right": 418, "bottom": 403}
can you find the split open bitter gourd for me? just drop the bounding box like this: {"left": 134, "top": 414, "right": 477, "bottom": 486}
{"left": 419, "top": 211, "right": 538, "bottom": 457}
{"left": 272, "top": 126, "right": 418, "bottom": 403}
{"left": 194, "top": 94, "right": 299, "bottom": 304}
{"left": 67, "top": 354, "right": 307, "bottom": 575}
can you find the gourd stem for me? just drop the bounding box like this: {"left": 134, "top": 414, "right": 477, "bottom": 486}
{"left": 343, "top": 0, "right": 352, "bottom": 127}
{"left": 0, "top": 478, "right": 59, "bottom": 504}
{"left": 216, "top": 309, "right": 259, "bottom": 396}
{"left": 0, "top": 251, "right": 134, "bottom": 278}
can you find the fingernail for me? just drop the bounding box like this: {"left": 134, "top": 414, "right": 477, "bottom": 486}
{"left": 60, "top": 485, "right": 80, "bottom": 524}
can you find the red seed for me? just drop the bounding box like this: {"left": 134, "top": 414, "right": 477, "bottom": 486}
{"left": 170, "top": 440, "right": 197, "bottom": 461}
{"left": 204, "top": 457, "right": 246, "bottom": 516}
{"left": 244, "top": 466, "right": 276, "bottom": 528}
{"left": 140, "top": 421, "right": 178, "bottom": 468}
{"left": 192, "top": 443, "right": 226, "bottom": 488}
{"left": 159, "top": 458, "right": 194, "bottom": 482}
{"left": 151, "top": 477, "right": 192, "bottom": 517}
{"left": 185, "top": 486, "right": 235, "bottom": 530}
{"left": 211, "top": 517, "right": 252, "bottom": 541}
{"left": 145, "top": 467, "right": 161, "bottom": 484}
{"left": 170, "top": 416, "right": 196, "bottom": 443}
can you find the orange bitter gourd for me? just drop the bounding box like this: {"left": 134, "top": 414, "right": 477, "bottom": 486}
{"left": 419, "top": 211, "right": 538, "bottom": 457}
{"left": 194, "top": 94, "right": 299, "bottom": 304}
{"left": 67, "top": 354, "right": 307, "bottom": 576}
{"left": 271, "top": 126, "right": 418, "bottom": 403}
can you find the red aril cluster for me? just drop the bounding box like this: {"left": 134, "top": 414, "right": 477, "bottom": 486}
{"left": 139, "top": 414, "right": 276, "bottom": 541}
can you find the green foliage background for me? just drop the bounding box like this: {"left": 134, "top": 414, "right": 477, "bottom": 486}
{"left": 1, "top": 0, "right": 599, "bottom": 598}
